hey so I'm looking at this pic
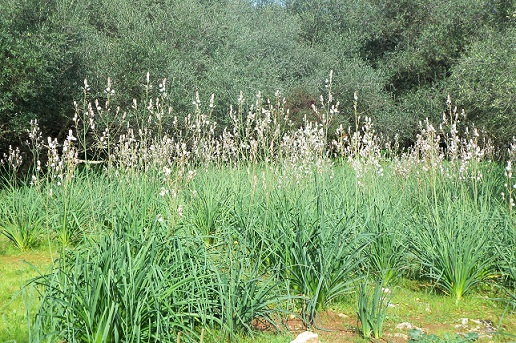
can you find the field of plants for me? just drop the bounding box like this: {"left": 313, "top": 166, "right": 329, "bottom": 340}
{"left": 1, "top": 80, "right": 516, "bottom": 342}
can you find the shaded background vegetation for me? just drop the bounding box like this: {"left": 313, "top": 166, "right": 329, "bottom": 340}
{"left": 1, "top": 0, "right": 514, "bottom": 154}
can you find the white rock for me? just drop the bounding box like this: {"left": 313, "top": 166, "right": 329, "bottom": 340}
{"left": 396, "top": 322, "right": 414, "bottom": 330}
{"left": 290, "top": 331, "right": 319, "bottom": 343}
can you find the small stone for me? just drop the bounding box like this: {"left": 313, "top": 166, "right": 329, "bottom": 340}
{"left": 396, "top": 322, "right": 414, "bottom": 330}
{"left": 461, "top": 318, "right": 469, "bottom": 326}
{"left": 290, "top": 331, "right": 319, "bottom": 343}
{"left": 337, "top": 313, "right": 348, "bottom": 318}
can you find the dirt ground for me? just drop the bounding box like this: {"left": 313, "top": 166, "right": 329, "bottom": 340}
{"left": 261, "top": 305, "right": 514, "bottom": 343}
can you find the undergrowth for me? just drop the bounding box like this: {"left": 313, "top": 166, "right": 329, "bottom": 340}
{"left": 0, "top": 76, "right": 514, "bottom": 342}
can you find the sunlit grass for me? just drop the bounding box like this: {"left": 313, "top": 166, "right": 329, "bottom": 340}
{"left": 0, "top": 237, "right": 55, "bottom": 342}
{"left": 1, "top": 162, "right": 515, "bottom": 341}
{"left": 387, "top": 283, "right": 516, "bottom": 338}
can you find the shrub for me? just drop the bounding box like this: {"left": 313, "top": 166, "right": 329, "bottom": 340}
{"left": 445, "top": 27, "right": 516, "bottom": 146}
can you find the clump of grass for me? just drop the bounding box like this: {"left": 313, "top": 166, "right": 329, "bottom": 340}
{"left": 356, "top": 278, "right": 391, "bottom": 339}
{"left": 362, "top": 202, "right": 408, "bottom": 285}
{"left": 212, "top": 229, "right": 288, "bottom": 340}
{"left": 182, "top": 170, "right": 234, "bottom": 241}
{"left": 30, "top": 224, "right": 212, "bottom": 343}
{"left": 409, "top": 199, "right": 497, "bottom": 301}
{"left": 0, "top": 187, "right": 45, "bottom": 251}
{"left": 280, "top": 181, "right": 366, "bottom": 328}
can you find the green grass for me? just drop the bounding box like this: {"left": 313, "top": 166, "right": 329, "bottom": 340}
{"left": 388, "top": 282, "right": 514, "bottom": 336}
{"left": 1, "top": 163, "right": 515, "bottom": 342}
{"left": 0, "top": 238, "right": 55, "bottom": 343}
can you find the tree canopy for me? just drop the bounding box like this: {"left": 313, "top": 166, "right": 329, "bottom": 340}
{"left": 1, "top": 0, "right": 514, "bottom": 153}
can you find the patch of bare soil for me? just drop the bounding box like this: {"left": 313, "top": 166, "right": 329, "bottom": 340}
{"left": 254, "top": 307, "right": 513, "bottom": 343}
{"left": 254, "top": 310, "right": 406, "bottom": 342}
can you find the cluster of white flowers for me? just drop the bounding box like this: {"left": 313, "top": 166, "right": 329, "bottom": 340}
{"left": 1, "top": 145, "right": 23, "bottom": 177}
{"left": 502, "top": 160, "right": 515, "bottom": 211}
{"left": 11, "top": 77, "right": 515, "bottom": 223}
{"left": 392, "top": 101, "right": 493, "bottom": 183}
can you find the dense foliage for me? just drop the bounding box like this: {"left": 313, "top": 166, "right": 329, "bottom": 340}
{"left": 0, "top": 0, "right": 514, "bottom": 155}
